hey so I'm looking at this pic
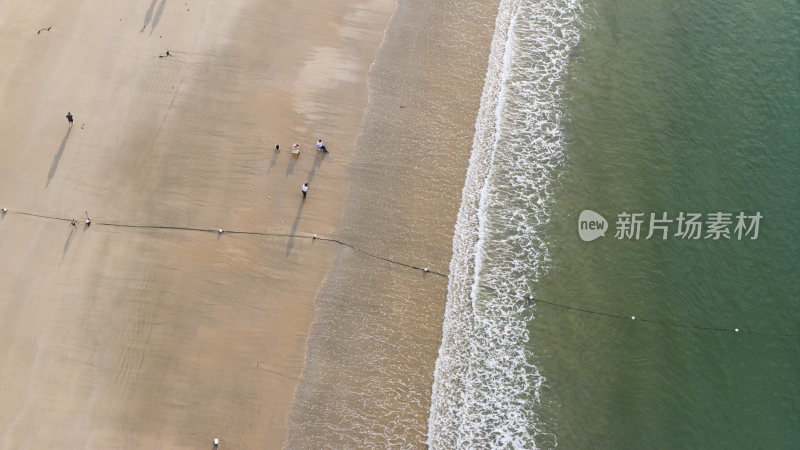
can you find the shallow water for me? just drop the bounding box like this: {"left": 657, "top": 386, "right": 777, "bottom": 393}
{"left": 430, "top": 0, "right": 799, "bottom": 447}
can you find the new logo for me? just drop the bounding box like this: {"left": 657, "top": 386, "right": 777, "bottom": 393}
{"left": 578, "top": 210, "right": 608, "bottom": 241}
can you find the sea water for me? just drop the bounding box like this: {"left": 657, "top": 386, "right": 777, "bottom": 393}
{"left": 429, "top": 0, "right": 799, "bottom": 448}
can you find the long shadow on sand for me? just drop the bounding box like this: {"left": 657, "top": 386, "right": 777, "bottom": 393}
{"left": 47, "top": 127, "right": 71, "bottom": 188}
{"left": 61, "top": 227, "right": 75, "bottom": 261}
{"left": 285, "top": 199, "right": 305, "bottom": 256}
{"left": 306, "top": 151, "right": 327, "bottom": 183}
{"left": 286, "top": 155, "right": 298, "bottom": 176}
{"left": 267, "top": 148, "right": 280, "bottom": 173}
{"left": 149, "top": 0, "right": 167, "bottom": 36}
{"left": 284, "top": 152, "right": 328, "bottom": 255}
{"left": 141, "top": 0, "right": 157, "bottom": 32}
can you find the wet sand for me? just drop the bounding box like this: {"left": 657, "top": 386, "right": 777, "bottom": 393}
{"left": 0, "top": 0, "right": 394, "bottom": 447}
{"left": 288, "top": 0, "right": 500, "bottom": 446}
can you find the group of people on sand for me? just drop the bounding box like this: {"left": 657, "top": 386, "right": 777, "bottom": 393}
{"left": 274, "top": 139, "right": 328, "bottom": 154}
{"left": 273, "top": 138, "right": 329, "bottom": 200}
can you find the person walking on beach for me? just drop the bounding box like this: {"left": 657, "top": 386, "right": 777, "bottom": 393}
{"left": 66, "top": 112, "right": 73, "bottom": 126}
{"left": 301, "top": 182, "right": 309, "bottom": 199}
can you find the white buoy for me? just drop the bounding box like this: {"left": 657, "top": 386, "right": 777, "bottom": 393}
{"left": 214, "top": 438, "right": 219, "bottom": 447}
{"left": 218, "top": 229, "right": 223, "bottom": 234}
{"left": 735, "top": 328, "right": 739, "bottom": 333}
{"left": 631, "top": 316, "right": 636, "bottom": 320}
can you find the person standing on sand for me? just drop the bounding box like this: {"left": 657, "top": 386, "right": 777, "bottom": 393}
{"left": 66, "top": 112, "right": 73, "bottom": 126}
{"left": 301, "top": 182, "right": 309, "bottom": 199}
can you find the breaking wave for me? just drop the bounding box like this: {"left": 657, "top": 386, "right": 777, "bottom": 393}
{"left": 427, "top": 0, "right": 584, "bottom": 447}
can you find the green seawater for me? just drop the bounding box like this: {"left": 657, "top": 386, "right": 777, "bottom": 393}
{"left": 531, "top": 0, "right": 799, "bottom": 447}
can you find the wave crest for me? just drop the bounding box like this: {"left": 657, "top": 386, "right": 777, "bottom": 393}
{"left": 428, "top": 0, "right": 584, "bottom": 448}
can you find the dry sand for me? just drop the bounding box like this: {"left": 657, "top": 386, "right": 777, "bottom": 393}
{"left": 0, "top": 0, "right": 394, "bottom": 447}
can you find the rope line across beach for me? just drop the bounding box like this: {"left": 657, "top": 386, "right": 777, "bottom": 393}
{"left": 1, "top": 209, "right": 449, "bottom": 277}
{"left": 3, "top": 208, "right": 794, "bottom": 338}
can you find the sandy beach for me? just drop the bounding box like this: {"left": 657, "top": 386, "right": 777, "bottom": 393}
{"left": 0, "top": 0, "right": 394, "bottom": 447}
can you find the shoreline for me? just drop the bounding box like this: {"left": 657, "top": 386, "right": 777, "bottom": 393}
{"left": 287, "top": 0, "right": 501, "bottom": 446}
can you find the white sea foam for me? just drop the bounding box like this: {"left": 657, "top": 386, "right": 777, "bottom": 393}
{"left": 428, "top": 0, "right": 583, "bottom": 448}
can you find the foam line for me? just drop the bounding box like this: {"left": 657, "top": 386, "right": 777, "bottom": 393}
{"left": 428, "top": 0, "right": 584, "bottom": 447}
